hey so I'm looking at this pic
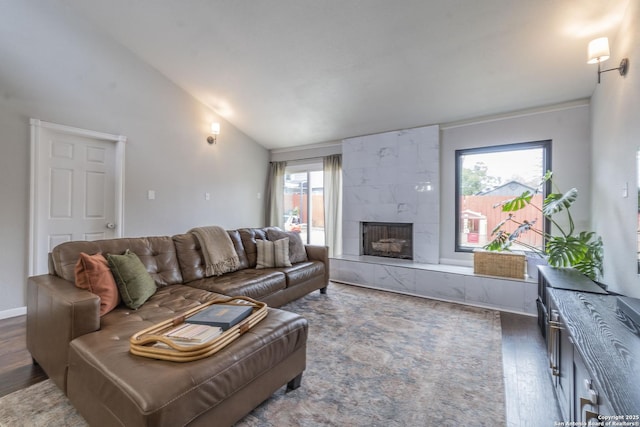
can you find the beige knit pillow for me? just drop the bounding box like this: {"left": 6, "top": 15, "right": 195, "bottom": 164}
{"left": 256, "top": 238, "right": 292, "bottom": 269}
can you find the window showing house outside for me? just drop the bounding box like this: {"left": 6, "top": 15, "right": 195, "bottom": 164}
{"left": 455, "top": 141, "right": 551, "bottom": 252}
{"left": 284, "top": 165, "right": 325, "bottom": 245}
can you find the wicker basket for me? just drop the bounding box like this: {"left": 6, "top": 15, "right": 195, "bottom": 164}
{"left": 130, "top": 296, "right": 267, "bottom": 362}
{"left": 473, "top": 249, "right": 525, "bottom": 279}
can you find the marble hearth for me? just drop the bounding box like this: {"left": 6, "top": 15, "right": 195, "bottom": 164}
{"left": 330, "top": 256, "right": 537, "bottom": 315}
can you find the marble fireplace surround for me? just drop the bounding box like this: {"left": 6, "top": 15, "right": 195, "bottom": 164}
{"left": 341, "top": 125, "right": 439, "bottom": 264}
{"left": 332, "top": 125, "right": 537, "bottom": 315}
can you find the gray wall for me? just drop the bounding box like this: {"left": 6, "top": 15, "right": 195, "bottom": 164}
{"left": 591, "top": 0, "right": 640, "bottom": 298}
{"left": 440, "top": 102, "right": 592, "bottom": 266}
{"left": 0, "top": 3, "right": 268, "bottom": 314}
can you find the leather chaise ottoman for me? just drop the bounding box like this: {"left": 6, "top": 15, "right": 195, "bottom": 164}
{"left": 66, "top": 308, "right": 308, "bottom": 426}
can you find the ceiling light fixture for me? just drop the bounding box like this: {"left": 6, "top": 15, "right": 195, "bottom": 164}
{"left": 207, "top": 122, "right": 220, "bottom": 144}
{"left": 587, "top": 37, "right": 629, "bottom": 84}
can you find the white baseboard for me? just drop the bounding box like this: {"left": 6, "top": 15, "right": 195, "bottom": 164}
{"left": 0, "top": 306, "right": 27, "bottom": 320}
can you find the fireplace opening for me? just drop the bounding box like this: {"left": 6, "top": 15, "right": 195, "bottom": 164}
{"left": 361, "top": 222, "right": 413, "bottom": 260}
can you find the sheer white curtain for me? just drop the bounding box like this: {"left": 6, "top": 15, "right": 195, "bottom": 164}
{"left": 323, "top": 155, "right": 342, "bottom": 257}
{"left": 265, "top": 161, "right": 286, "bottom": 227}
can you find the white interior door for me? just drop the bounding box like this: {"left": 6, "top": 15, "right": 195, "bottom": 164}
{"left": 29, "top": 119, "right": 126, "bottom": 275}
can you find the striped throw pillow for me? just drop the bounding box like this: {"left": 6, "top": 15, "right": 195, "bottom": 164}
{"left": 256, "top": 238, "right": 292, "bottom": 269}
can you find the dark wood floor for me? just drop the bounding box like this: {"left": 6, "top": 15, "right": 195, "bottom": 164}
{"left": 0, "top": 311, "right": 560, "bottom": 425}
{"left": 0, "top": 316, "right": 46, "bottom": 398}
{"left": 501, "top": 312, "right": 561, "bottom": 426}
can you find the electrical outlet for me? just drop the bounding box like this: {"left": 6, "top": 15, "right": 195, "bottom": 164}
{"left": 148, "top": 190, "right": 155, "bottom": 200}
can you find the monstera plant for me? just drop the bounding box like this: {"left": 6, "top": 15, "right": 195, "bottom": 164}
{"left": 484, "top": 171, "right": 603, "bottom": 280}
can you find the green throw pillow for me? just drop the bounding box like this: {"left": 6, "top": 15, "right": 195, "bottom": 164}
{"left": 107, "top": 249, "right": 157, "bottom": 310}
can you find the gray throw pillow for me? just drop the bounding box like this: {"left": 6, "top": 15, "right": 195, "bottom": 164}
{"left": 107, "top": 249, "right": 157, "bottom": 310}
{"left": 266, "top": 228, "right": 308, "bottom": 263}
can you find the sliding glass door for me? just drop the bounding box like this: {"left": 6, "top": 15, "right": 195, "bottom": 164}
{"left": 284, "top": 164, "right": 325, "bottom": 245}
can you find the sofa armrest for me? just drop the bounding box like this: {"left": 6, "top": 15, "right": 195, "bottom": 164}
{"left": 304, "top": 245, "right": 330, "bottom": 287}
{"left": 27, "top": 274, "right": 100, "bottom": 391}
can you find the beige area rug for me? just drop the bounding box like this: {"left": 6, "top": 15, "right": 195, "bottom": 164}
{"left": 0, "top": 283, "right": 506, "bottom": 426}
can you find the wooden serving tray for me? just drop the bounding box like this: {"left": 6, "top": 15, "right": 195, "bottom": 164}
{"left": 129, "top": 296, "right": 268, "bottom": 362}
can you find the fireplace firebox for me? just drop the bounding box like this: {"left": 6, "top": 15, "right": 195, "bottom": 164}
{"left": 361, "top": 222, "right": 413, "bottom": 260}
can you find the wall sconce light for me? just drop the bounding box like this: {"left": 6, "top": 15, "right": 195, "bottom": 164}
{"left": 207, "top": 122, "right": 220, "bottom": 144}
{"left": 588, "top": 37, "right": 629, "bottom": 84}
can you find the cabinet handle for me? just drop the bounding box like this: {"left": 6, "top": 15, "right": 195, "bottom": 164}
{"left": 581, "top": 391, "right": 600, "bottom": 422}
{"left": 585, "top": 410, "right": 599, "bottom": 423}
{"left": 547, "top": 308, "right": 564, "bottom": 376}
{"left": 548, "top": 322, "right": 560, "bottom": 373}
{"left": 547, "top": 322, "right": 555, "bottom": 368}
{"left": 549, "top": 320, "right": 564, "bottom": 330}
{"left": 580, "top": 395, "right": 598, "bottom": 409}
{"left": 580, "top": 389, "right": 598, "bottom": 407}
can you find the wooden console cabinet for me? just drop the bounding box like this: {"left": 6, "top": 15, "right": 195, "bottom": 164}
{"left": 537, "top": 266, "right": 640, "bottom": 423}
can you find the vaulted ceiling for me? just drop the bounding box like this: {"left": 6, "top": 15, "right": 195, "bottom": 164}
{"left": 65, "top": 0, "right": 630, "bottom": 149}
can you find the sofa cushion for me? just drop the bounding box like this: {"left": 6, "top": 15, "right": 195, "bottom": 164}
{"left": 173, "top": 231, "right": 249, "bottom": 283}
{"left": 100, "top": 285, "right": 224, "bottom": 329}
{"left": 276, "top": 260, "right": 326, "bottom": 287}
{"left": 74, "top": 252, "right": 120, "bottom": 316}
{"left": 227, "top": 230, "right": 249, "bottom": 268}
{"left": 51, "top": 237, "right": 183, "bottom": 287}
{"left": 107, "top": 250, "right": 157, "bottom": 310}
{"left": 256, "top": 238, "right": 292, "bottom": 269}
{"left": 266, "top": 228, "right": 308, "bottom": 263}
{"left": 186, "top": 269, "right": 286, "bottom": 301}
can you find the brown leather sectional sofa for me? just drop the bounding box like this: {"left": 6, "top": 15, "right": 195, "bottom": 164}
{"left": 26, "top": 227, "right": 329, "bottom": 426}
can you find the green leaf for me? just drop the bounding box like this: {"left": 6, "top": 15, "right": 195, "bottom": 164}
{"left": 508, "top": 219, "right": 538, "bottom": 242}
{"left": 543, "top": 188, "right": 577, "bottom": 216}
{"left": 573, "top": 259, "right": 599, "bottom": 281}
{"left": 573, "top": 232, "right": 603, "bottom": 280}
{"left": 484, "top": 231, "right": 512, "bottom": 251}
{"left": 533, "top": 171, "right": 552, "bottom": 193}
{"left": 490, "top": 214, "right": 515, "bottom": 235}
{"left": 546, "top": 232, "right": 603, "bottom": 280}
{"left": 546, "top": 235, "right": 588, "bottom": 267}
{"left": 498, "top": 191, "right": 533, "bottom": 212}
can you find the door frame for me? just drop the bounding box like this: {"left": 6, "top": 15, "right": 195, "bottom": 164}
{"left": 28, "top": 118, "right": 127, "bottom": 276}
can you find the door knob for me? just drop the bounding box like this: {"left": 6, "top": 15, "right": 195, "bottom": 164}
{"left": 106, "top": 222, "right": 116, "bottom": 229}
